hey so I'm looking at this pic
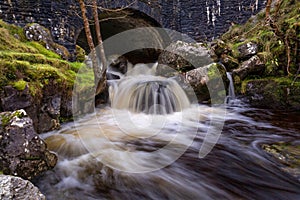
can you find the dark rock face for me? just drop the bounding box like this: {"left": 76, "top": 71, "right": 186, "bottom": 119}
{"left": 0, "top": 0, "right": 265, "bottom": 59}
{"left": 0, "top": 110, "right": 57, "bottom": 180}
{"left": 0, "top": 81, "right": 73, "bottom": 133}
{"left": 1, "top": 86, "right": 32, "bottom": 111}
{"left": 24, "top": 23, "right": 70, "bottom": 60}
{"left": 0, "top": 175, "right": 46, "bottom": 200}
{"left": 242, "top": 79, "right": 300, "bottom": 110}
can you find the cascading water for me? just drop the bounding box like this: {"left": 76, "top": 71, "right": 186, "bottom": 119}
{"left": 109, "top": 63, "right": 190, "bottom": 115}
{"left": 225, "top": 72, "right": 236, "bottom": 104}
{"left": 34, "top": 62, "right": 300, "bottom": 200}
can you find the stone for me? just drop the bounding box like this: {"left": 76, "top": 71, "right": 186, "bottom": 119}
{"left": 233, "top": 55, "right": 264, "bottom": 81}
{"left": 0, "top": 1, "right": 265, "bottom": 59}
{"left": 0, "top": 175, "right": 46, "bottom": 200}
{"left": 1, "top": 85, "right": 32, "bottom": 111}
{"left": 24, "top": 23, "right": 70, "bottom": 60}
{"left": 236, "top": 42, "right": 258, "bottom": 60}
{"left": 241, "top": 79, "right": 300, "bottom": 110}
{"left": 158, "top": 41, "right": 213, "bottom": 76}
{"left": 185, "top": 63, "right": 228, "bottom": 103}
{"left": 0, "top": 110, "right": 57, "bottom": 180}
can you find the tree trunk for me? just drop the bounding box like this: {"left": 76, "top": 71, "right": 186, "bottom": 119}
{"left": 92, "top": 0, "right": 107, "bottom": 95}
{"left": 78, "top": 0, "right": 103, "bottom": 95}
{"left": 265, "top": 0, "right": 272, "bottom": 21}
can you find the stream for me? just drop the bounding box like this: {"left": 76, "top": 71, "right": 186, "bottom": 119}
{"left": 34, "top": 63, "right": 300, "bottom": 200}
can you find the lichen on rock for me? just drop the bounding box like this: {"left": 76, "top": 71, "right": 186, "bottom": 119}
{"left": 0, "top": 110, "right": 57, "bottom": 180}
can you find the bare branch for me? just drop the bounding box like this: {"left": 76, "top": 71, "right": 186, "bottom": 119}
{"left": 85, "top": 0, "right": 137, "bottom": 12}
{"left": 98, "top": 15, "right": 129, "bottom": 22}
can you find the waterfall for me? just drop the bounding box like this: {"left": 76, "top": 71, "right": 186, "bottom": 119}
{"left": 109, "top": 63, "right": 191, "bottom": 115}
{"left": 226, "top": 72, "right": 235, "bottom": 103}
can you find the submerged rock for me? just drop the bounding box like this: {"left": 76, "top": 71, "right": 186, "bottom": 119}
{"left": 0, "top": 110, "right": 57, "bottom": 180}
{"left": 262, "top": 142, "right": 300, "bottom": 181}
{"left": 0, "top": 175, "right": 46, "bottom": 200}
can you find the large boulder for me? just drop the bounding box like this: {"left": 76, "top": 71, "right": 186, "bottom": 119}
{"left": 157, "top": 41, "right": 213, "bottom": 76}
{"left": 0, "top": 110, "right": 57, "bottom": 180}
{"left": 0, "top": 175, "right": 46, "bottom": 200}
{"left": 24, "top": 23, "right": 70, "bottom": 60}
{"left": 185, "top": 63, "right": 228, "bottom": 103}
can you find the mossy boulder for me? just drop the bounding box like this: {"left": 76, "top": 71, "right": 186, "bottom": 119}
{"left": 185, "top": 63, "right": 227, "bottom": 103}
{"left": 241, "top": 78, "right": 300, "bottom": 110}
{"left": 232, "top": 55, "right": 265, "bottom": 81}
{"left": 24, "top": 23, "right": 70, "bottom": 60}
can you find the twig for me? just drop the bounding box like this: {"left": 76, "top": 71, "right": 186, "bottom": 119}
{"left": 85, "top": 0, "right": 136, "bottom": 12}
{"left": 98, "top": 15, "right": 130, "bottom": 22}
{"left": 291, "top": 63, "right": 300, "bottom": 86}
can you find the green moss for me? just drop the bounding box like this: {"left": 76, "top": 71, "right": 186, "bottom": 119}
{"left": 27, "top": 41, "right": 61, "bottom": 59}
{"left": 0, "top": 20, "right": 90, "bottom": 101}
{"left": 218, "top": 0, "right": 300, "bottom": 80}
{"left": 0, "top": 110, "right": 26, "bottom": 127}
{"left": 13, "top": 80, "right": 27, "bottom": 91}
{"left": 75, "top": 45, "right": 86, "bottom": 62}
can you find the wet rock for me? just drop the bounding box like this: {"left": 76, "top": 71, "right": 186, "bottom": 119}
{"left": 185, "top": 63, "right": 228, "bottom": 103}
{"left": 236, "top": 41, "right": 258, "bottom": 60}
{"left": 158, "top": 41, "right": 212, "bottom": 76}
{"left": 0, "top": 110, "right": 57, "bottom": 180}
{"left": 233, "top": 55, "right": 264, "bottom": 81}
{"left": 24, "top": 23, "right": 70, "bottom": 60}
{"left": 0, "top": 175, "right": 46, "bottom": 200}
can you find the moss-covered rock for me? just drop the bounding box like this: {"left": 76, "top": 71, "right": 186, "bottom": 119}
{"left": 0, "top": 20, "right": 91, "bottom": 132}
{"left": 241, "top": 77, "right": 300, "bottom": 110}
{"left": 262, "top": 142, "right": 300, "bottom": 180}
{"left": 186, "top": 63, "right": 227, "bottom": 103}
{"left": 209, "top": 0, "right": 300, "bottom": 109}
{"left": 24, "top": 23, "right": 70, "bottom": 60}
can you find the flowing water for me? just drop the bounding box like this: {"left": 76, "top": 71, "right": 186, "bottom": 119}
{"left": 34, "top": 63, "right": 300, "bottom": 200}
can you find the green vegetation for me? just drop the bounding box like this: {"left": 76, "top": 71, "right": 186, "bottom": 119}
{"left": 221, "top": 0, "right": 300, "bottom": 76}
{"left": 13, "top": 79, "right": 27, "bottom": 91}
{"left": 0, "top": 110, "right": 27, "bottom": 127}
{"left": 0, "top": 20, "right": 89, "bottom": 97}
